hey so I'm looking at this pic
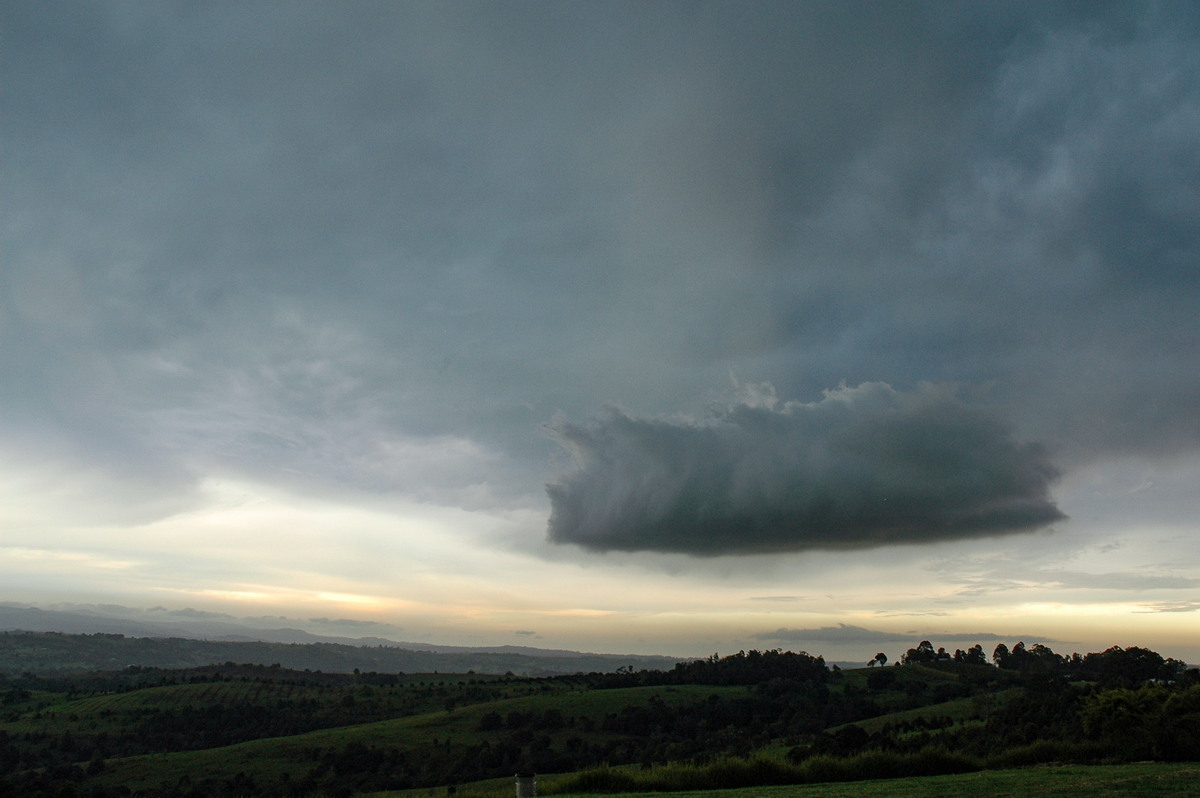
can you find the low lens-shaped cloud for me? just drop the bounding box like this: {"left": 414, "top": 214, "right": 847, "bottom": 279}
{"left": 546, "top": 383, "right": 1064, "bottom": 555}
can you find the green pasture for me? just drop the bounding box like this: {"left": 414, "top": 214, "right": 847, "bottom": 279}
{"left": 0, "top": 670, "right": 578, "bottom": 738}
{"left": 83, "top": 683, "right": 752, "bottom": 793}
{"left": 826, "top": 686, "right": 1023, "bottom": 735}
{"left": 380, "top": 762, "right": 1200, "bottom": 798}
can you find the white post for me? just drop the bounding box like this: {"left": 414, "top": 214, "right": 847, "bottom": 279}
{"left": 515, "top": 772, "right": 536, "bottom": 797}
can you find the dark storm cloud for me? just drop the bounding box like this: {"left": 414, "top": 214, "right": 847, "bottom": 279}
{"left": 2, "top": 0, "right": 1198, "bottom": 539}
{"left": 546, "top": 383, "right": 1064, "bottom": 555}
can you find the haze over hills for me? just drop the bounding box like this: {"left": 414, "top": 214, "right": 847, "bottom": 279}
{"left": 0, "top": 602, "right": 889, "bottom": 673}
{"left": 0, "top": 604, "right": 691, "bottom": 672}
{"left": 0, "top": 603, "right": 595, "bottom": 653}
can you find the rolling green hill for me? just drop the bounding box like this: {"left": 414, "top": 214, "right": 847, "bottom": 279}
{"left": 1, "top": 641, "right": 1196, "bottom": 797}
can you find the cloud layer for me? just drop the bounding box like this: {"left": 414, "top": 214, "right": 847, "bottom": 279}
{"left": 754, "top": 624, "right": 1038, "bottom": 646}
{"left": 547, "top": 383, "right": 1063, "bottom": 555}
{"left": 2, "top": 2, "right": 1199, "bottom": 661}
{"left": 3, "top": 2, "right": 1197, "bottom": 515}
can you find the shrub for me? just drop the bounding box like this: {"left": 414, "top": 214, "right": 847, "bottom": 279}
{"left": 551, "top": 764, "right": 638, "bottom": 794}
{"left": 986, "top": 739, "right": 1115, "bottom": 769}
{"left": 554, "top": 747, "right": 979, "bottom": 794}
{"left": 796, "top": 754, "right": 851, "bottom": 784}
{"left": 902, "top": 746, "right": 980, "bottom": 777}
{"left": 701, "top": 756, "right": 798, "bottom": 789}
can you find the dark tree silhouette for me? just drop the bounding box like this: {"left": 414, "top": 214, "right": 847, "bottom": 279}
{"left": 901, "top": 641, "right": 935, "bottom": 665}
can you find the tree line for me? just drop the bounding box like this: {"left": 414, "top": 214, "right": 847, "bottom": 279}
{"left": 896, "top": 639, "right": 1187, "bottom": 686}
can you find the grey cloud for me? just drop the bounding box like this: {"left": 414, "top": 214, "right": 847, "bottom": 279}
{"left": 1036, "top": 570, "right": 1200, "bottom": 591}
{"left": 755, "top": 624, "right": 1046, "bottom": 646}
{"left": 1136, "top": 602, "right": 1200, "bottom": 614}
{"left": 308, "top": 618, "right": 394, "bottom": 629}
{"left": 928, "top": 547, "right": 1200, "bottom": 600}
{"left": 3, "top": 0, "right": 1198, "bottom": 540}
{"left": 758, "top": 625, "right": 916, "bottom": 645}
{"left": 547, "top": 383, "right": 1064, "bottom": 555}
{"left": 160, "top": 608, "right": 232, "bottom": 620}
{"left": 944, "top": 569, "right": 1200, "bottom": 599}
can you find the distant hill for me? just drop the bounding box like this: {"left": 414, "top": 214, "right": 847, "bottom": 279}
{"left": 0, "top": 604, "right": 419, "bottom": 645}
{"left": 0, "top": 627, "right": 680, "bottom": 677}
{"left": 0, "top": 604, "right": 669, "bottom": 657}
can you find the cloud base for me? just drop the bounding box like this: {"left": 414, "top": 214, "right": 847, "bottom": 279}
{"left": 547, "top": 383, "right": 1064, "bottom": 556}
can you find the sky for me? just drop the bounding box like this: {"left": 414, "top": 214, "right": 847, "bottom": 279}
{"left": 2, "top": 1, "right": 1199, "bottom": 664}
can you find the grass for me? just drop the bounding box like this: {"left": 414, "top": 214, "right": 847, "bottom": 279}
{"left": 8, "top": 664, "right": 1194, "bottom": 797}
{"left": 1, "top": 671, "right": 588, "bottom": 738}
{"left": 80, "top": 683, "right": 753, "bottom": 794}
{"left": 825, "top": 686, "right": 1023, "bottom": 735}
{"left": 376, "top": 762, "right": 1200, "bottom": 798}
{"left": 546, "top": 747, "right": 981, "bottom": 794}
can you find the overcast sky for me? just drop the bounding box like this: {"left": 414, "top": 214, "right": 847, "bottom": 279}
{"left": 3, "top": 1, "right": 1198, "bottom": 663}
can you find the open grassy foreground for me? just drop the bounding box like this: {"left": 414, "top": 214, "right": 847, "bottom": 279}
{"left": 381, "top": 762, "right": 1200, "bottom": 798}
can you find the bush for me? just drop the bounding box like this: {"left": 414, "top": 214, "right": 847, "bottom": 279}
{"left": 553, "top": 748, "right": 980, "bottom": 794}
{"left": 550, "top": 764, "right": 638, "bottom": 794}
{"left": 797, "top": 753, "right": 851, "bottom": 783}
{"left": 986, "top": 739, "right": 1115, "bottom": 769}
{"left": 901, "top": 746, "right": 981, "bottom": 777}
{"left": 1157, "top": 686, "right": 1200, "bottom": 761}
{"left": 698, "top": 756, "right": 798, "bottom": 789}
{"left": 801, "top": 748, "right": 978, "bottom": 784}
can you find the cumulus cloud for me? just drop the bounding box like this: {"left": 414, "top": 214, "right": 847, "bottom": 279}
{"left": 546, "top": 383, "right": 1063, "bottom": 555}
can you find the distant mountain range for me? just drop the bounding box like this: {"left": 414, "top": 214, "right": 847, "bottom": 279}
{"left": 0, "top": 603, "right": 684, "bottom": 675}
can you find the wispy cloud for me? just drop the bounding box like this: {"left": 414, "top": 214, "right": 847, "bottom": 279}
{"left": 1135, "top": 602, "right": 1200, "bottom": 614}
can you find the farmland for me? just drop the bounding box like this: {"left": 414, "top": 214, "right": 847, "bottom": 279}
{"left": 0, "top": 635, "right": 1197, "bottom": 796}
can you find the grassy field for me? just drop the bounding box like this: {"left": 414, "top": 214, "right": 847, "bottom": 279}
{"left": 81, "top": 683, "right": 754, "bottom": 794}
{"left": 824, "top": 686, "right": 1023, "bottom": 735}
{"left": 380, "top": 762, "right": 1200, "bottom": 798}
{"left": 2, "top": 671, "right": 580, "bottom": 738}
{"left": 6, "top": 654, "right": 1195, "bottom": 797}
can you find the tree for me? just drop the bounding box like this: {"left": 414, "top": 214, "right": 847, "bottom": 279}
{"left": 901, "top": 641, "right": 935, "bottom": 665}
{"left": 868, "top": 652, "right": 887, "bottom": 668}
{"left": 1081, "top": 685, "right": 1164, "bottom": 758}
{"left": 1081, "top": 645, "right": 1168, "bottom": 687}
{"left": 866, "top": 667, "right": 898, "bottom": 690}
{"left": 992, "top": 643, "right": 1010, "bottom": 668}
{"left": 1027, "top": 643, "right": 1064, "bottom": 673}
